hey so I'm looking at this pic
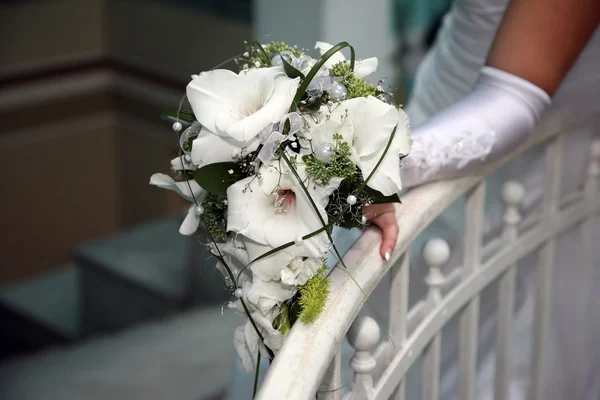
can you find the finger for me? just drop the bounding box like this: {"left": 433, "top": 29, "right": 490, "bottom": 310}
{"left": 373, "top": 213, "right": 399, "bottom": 260}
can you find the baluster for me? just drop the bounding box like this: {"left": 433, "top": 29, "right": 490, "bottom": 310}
{"left": 530, "top": 135, "right": 564, "bottom": 400}
{"left": 458, "top": 182, "right": 486, "bottom": 400}
{"left": 422, "top": 238, "right": 450, "bottom": 400}
{"left": 495, "top": 181, "right": 525, "bottom": 400}
{"left": 581, "top": 139, "right": 600, "bottom": 258}
{"left": 344, "top": 316, "right": 381, "bottom": 400}
{"left": 319, "top": 347, "right": 342, "bottom": 400}
{"left": 389, "top": 252, "right": 410, "bottom": 400}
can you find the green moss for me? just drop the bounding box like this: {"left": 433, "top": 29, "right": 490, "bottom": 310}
{"left": 329, "top": 61, "right": 376, "bottom": 99}
{"left": 200, "top": 193, "right": 228, "bottom": 242}
{"left": 298, "top": 264, "right": 330, "bottom": 324}
{"left": 304, "top": 133, "right": 357, "bottom": 186}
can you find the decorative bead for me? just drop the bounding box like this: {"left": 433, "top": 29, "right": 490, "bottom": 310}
{"left": 346, "top": 195, "right": 357, "bottom": 205}
{"left": 279, "top": 50, "right": 295, "bottom": 65}
{"left": 179, "top": 122, "right": 202, "bottom": 155}
{"left": 194, "top": 205, "right": 204, "bottom": 217}
{"left": 329, "top": 82, "right": 347, "bottom": 101}
{"left": 307, "top": 80, "right": 324, "bottom": 98}
{"left": 172, "top": 121, "right": 183, "bottom": 132}
{"left": 294, "top": 236, "right": 304, "bottom": 246}
{"left": 315, "top": 142, "right": 335, "bottom": 163}
{"left": 234, "top": 288, "right": 244, "bottom": 298}
{"left": 361, "top": 215, "right": 368, "bottom": 224}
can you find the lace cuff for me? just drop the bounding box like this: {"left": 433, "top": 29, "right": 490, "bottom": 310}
{"left": 401, "top": 67, "right": 550, "bottom": 188}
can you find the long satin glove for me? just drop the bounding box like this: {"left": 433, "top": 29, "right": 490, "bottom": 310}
{"left": 407, "top": 0, "right": 511, "bottom": 125}
{"left": 401, "top": 66, "right": 551, "bottom": 188}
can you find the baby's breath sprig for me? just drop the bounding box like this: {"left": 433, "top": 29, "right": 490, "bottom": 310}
{"left": 201, "top": 193, "right": 228, "bottom": 242}
{"left": 235, "top": 41, "right": 306, "bottom": 71}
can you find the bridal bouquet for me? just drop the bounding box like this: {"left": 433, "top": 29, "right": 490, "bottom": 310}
{"left": 150, "top": 41, "right": 411, "bottom": 372}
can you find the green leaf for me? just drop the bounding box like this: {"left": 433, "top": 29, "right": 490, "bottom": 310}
{"left": 281, "top": 57, "right": 305, "bottom": 79}
{"left": 362, "top": 186, "right": 401, "bottom": 204}
{"left": 289, "top": 41, "right": 355, "bottom": 111}
{"left": 192, "top": 162, "right": 244, "bottom": 195}
{"left": 160, "top": 110, "right": 196, "bottom": 127}
{"left": 273, "top": 304, "right": 291, "bottom": 337}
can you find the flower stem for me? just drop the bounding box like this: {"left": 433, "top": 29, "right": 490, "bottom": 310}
{"left": 253, "top": 350, "right": 262, "bottom": 398}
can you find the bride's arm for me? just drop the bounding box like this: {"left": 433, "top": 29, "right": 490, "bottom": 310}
{"left": 369, "top": 0, "right": 600, "bottom": 260}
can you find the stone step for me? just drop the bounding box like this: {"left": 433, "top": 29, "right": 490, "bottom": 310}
{"left": 0, "top": 264, "right": 80, "bottom": 359}
{"left": 0, "top": 307, "right": 245, "bottom": 400}
{"left": 74, "top": 216, "right": 228, "bottom": 337}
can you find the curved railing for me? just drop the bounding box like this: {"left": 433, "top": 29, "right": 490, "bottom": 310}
{"left": 256, "top": 116, "right": 600, "bottom": 400}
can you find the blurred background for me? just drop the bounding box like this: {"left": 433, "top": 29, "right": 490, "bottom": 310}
{"left": 0, "top": 0, "right": 450, "bottom": 398}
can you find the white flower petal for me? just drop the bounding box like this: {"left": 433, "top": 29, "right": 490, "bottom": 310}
{"left": 234, "top": 324, "right": 257, "bottom": 372}
{"left": 179, "top": 206, "right": 201, "bottom": 235}
{"left": 170, "top": 155, "right": 196, "bottom": 171}
{"left": 354, "top": 57, "right": 378, "bottom": 78}
{"left": 243, "top": 238, "right": 295, "bottom": 281}
{"left": 224, "top": 73, "right": 300, "bottom": 142}
{"left": 247, "top": 278, "right": 296, "bottom": 310}
{"left": 281, "top": 257, "right": 321, "bottom": 286}
{"left": 187, "top": 67, "right": 299, "bottom": 143}
{"left": 226, "top": 176, "right": 275, "bottom": 245}
{"left": 149, "top": 173, "right": 205, "bottom": 203}
{"left": 191, "top": 128, "right": 259, "bottom": 166}
{"left": 314, "top": 41, "right": 346, "bottom": 67}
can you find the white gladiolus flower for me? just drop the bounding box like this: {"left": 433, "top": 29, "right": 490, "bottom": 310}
{"left": 308, "top": 96, "right": 411, "bottom": 196}
{"left": 314, "top": 41, "right": 378, "bottom": 78}
{"left": 226, "top": 161, "right": 338, "bottom": 280}
{"left": 186, "top": 67, "right": 300, "bottom": 143}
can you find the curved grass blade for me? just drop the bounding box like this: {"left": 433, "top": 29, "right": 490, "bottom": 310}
{"left": 289, "top": 41, "right": 355, "bottom": 111}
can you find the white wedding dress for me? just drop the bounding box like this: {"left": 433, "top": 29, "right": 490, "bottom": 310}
{"left": 227, "top": 1, "right": 600, "bottom": 398}
{"left": 398, "top": 0, "right": 600, "bottom": 399}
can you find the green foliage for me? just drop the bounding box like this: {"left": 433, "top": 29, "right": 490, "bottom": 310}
{"left": 272, "top": 304, "right": 292, "bottom": 337}
{"left": 329, "top": 61, "right": 376, "bottom": 99}
{"left": 201, "top": 193, "right": 228, "bottom": 242}
{"left": 298, "top": 264, "right": 330, "bottom": 324}
{"left": 289, "top": 41, "right": 355, "bottom": 111}
{"left": 304, "top": 134, "right": 357, "bottom": 186}
{"left": 160, "top": 110, "right": 196, "bottom": 128}
{"left": 192, "top": 162, "right": 244, "bottom": 195}
{"left": 239, "top": 41, "right": 305, "bottom": 70}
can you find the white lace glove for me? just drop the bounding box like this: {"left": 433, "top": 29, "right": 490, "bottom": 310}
{"left": 401, "top": 66, "right": 551, "bottom": 188}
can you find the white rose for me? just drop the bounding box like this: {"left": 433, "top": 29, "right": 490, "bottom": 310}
{"left": 186, "top": 67, "right": 300, "bottom": 143}
{"left": 314, "top": 41, "right": 379, "bottom": 79}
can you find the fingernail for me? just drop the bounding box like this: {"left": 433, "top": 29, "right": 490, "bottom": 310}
{"left": 385, "top": 251, "right": 391, "bottom": 261}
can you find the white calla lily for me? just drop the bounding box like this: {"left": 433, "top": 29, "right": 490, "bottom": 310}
{"left": 314, "top": 41, "right": 379, "bottom": 79}
{"left": 187, "top": 67, "right": 299, "bottom": 143}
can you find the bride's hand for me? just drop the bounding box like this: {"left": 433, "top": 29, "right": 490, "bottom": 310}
{"left": 363, "top": 203, "right": 398, "bottom": 261}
